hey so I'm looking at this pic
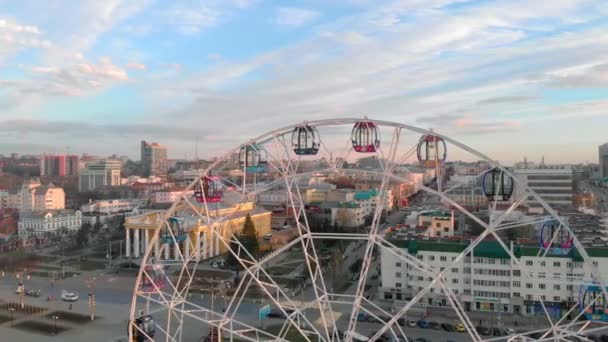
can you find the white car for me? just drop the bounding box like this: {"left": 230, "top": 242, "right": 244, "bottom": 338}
{"left": 505, "top": 328, "right": 516, "bottom": 336}
{"left": 264, "top": 233, "right": 272, "bottom": 240}
{"left": 61, "top": 290, "right": 78, "bottom": 302}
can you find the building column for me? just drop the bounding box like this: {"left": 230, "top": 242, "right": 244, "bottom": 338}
{"left": 174, "top": 241, "right": 180, "bottom": 260}
{"left": 214, "top": 228, "right": 220, "bottom": 257}
{"left": 134, "top": 229, "right": 140, "bottom": 258}
{"left": 185, "top": 237, "right": 190, "bottom": 260}
{"left": 125, "top": 229, "right": 131, "bottom": 258}
{"left": 202, "top": 232, "right": 207, "bottom": 259}
{"left": 163, "top": 244, "right": 170, "bottom": 260}
{"left": 195, "top": 232, "right": 201, "bottom": 261}
{"left": 144, "top": 230, "right": 149, "bottom": 254}
{"left": 154, "top": 238, "right": 160, "bottom": 259}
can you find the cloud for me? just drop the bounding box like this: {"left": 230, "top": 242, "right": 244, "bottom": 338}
{"left": 417, "top": 113, "right": 522, "bottom": 134}
{"left": 545, "top": 63, "right": 608, "bottom": 88}
{"left": 126, "top": 62, "right": 146, "bottom": 70}
{"left": 0, "top": 18, "right": 41, "bottom": 34}
{"left": 167, "top": 4, "right": 220, "bottom": 35}
{"left": 478, "top": 95, "right": 538, "bottom": 105}
{"left": 274, "top": 7, "right": 319, "bottom": 27}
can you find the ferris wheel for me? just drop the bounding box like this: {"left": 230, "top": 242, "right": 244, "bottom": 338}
{"left": 128, "top": 118, "right": 608, "bottom": 342}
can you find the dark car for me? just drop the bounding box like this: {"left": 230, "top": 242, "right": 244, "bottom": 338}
{"left": 600, "top": 335, "right": 608, "bottom": 342}
{"left": 417, "top": 320, "right": 430, "bottom": 329}
{"left": 491, "top": 327, "right": 502, "bottom": 336}
{"left": 441, "top": 323, "right": 454, "bottom": 332}
{"left": 267, "top": 309, "right": 285, "bottom": 318}
{"left": 429, "top": 322, "right": 441, "bottom": 330}
{"left": 397, "top": 317, "right": 406, "bottom": 326}
{"left": 415, "top": 338, "right": 430, "bottom": 342}
{"left": 476, "top": 326, "right": 490, "bottom": 336}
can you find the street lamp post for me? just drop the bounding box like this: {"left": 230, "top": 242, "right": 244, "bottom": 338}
{"left": 52, "top": 315, "right": 59, "bottom": 335}
{"left": 9, "top": 306, "right": 15, "bottom": 324}
{"left": 86, "top": 277, "right": 97, "bottom": 321}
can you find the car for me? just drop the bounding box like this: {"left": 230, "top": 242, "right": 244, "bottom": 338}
{"left": 455, "top": 323, "right": 465, "bottom": 332}
{"left": 407, "top": 320, "right": 417, "bottom": 327}
{"left": 505, "top": 328, "right": 516, "bottom": 336}
{"left": 25, "top": 289, "right": 41, "bottom": 297}
{"left": 491, "top": 327, "right": 503, "bottom": 336}
{"left": 367, "top": 315, "right": 381, "bottom": 323}
{"left": 429, "top": 322, "right": 440, "bottom": 330}
{"left": 414, "top": 338, "right": 430, "bottom": 342}
{"left": 476, "top": 326, "right": 490, "bottom": 336}
{"left": 397, "top": 318, "right": 406, "bottom": 326}
{"left": 441, "top": 323, "right": 454, "bottom": 332}
{"left": 61, "top": 290, "right": 78, "bottom": 302}
{"left": 267, "top": 309, "right": 285, "bottom": 318}
{"left": 417, "top": 320, "right": 429, "bottom": 329}
{"left": 263, "top": 233, "right": 272, "bottom": 240}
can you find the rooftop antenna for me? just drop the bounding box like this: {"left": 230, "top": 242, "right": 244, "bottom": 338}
{"left": 194, "top": 137, "right": 199, "bottom": 161}
{"left": 524, "top": 157, "right": 528, "bottom": 169}
{"left": 541, "top": 155, "right": 545, "bottom": 167}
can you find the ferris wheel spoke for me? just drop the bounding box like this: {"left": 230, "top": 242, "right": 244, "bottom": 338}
{"left": 271, "top": 135, "right": 339, "bottom": 342}
{"left": 438, "top": 281, "right": 482, "bottom": 341}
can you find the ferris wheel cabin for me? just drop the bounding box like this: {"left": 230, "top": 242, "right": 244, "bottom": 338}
{"left": 292, "top": 125, "right": 320, "bottom": 156}
{"left": 482, "top": 168, "right": 514, "bottom": 201}
{"left": 539, "top": 220, "right": 573, "bottom": 251}
{"left": 161, "top": 217, "right": 187, "bottom": 244}
{"left": 417, "top": 134, "right": 447, "bottom": 168}
{"left": 239, "top": 145, "right": 268, "bottom": 173}
{"left": 579, "top": 284, "right": 608, "bottom": 322}
{"left": 139, "top": 264, "right": 166, "bottom": 293}
{"left": 130, "top": 314, "right": 156, "bottom": 342}
{"left": 351, "top": 120, "right": 380, "bottom": 153}
{"left": 194, "top": 176, "right": 223, "bottom": 203}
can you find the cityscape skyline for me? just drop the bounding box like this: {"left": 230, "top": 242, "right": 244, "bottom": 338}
{"left": 1, "top": 1, "right": 608, "bottom": 163}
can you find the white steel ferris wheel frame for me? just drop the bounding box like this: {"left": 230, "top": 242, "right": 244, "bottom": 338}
{"left": 129, "top": 118, "right": 608, "bottom": 342}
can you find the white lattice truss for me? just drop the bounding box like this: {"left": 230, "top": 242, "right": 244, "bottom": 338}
{"left": 128, "top": 118, "right": 608, "bottom": 342}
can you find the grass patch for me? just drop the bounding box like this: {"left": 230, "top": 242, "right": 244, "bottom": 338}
{"left": 13, "top": 320, "right": 71, "bottom": 335}
{"left": 45, "top": 311, "right": 96, "bottom": 324}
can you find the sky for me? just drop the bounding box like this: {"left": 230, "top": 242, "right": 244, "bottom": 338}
{"left": 1, "top": 0, "right": 608, "bottom": 164}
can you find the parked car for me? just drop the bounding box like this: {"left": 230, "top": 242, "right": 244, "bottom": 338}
{"left": 429, "top": 322, "right": 440, "bottom": 330}
{"left": 414, "top": 338, "right": 430, "bottom": 342}
{"left": 396, "top": 318, "right": 406, "bottom": 326}
{"left": 25, "top": 289, "right": 41, "bottom": 297}
{"left": 491, "top": 327, "right": 503, "bottom": 336}
{"left": 61, "top": 290, "right": 78, "bottom": 302}
{"left": 505, "top": 328, "right": 516, "bottom": 336}
{"left": 455, "top": 323, "right": 465, "bottom": 332}
{"left": 441, "top": 323, "right": 454, "bottom": 332}
{"left": 407, "top": 320, "right": 417, "bottom": 327}
{"left": 476, "top": 326, "right": 490, "bottom": 336}
{"left": 264, "top": 233, "right": 272, "bottom": 240}
{"left": 417, "top": 320, "right": 429, "bottom": 329}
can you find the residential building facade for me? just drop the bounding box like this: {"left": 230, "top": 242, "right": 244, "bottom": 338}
{"left": 380, "top": 238, "right": 606, "bottom": 316}
{"left": 141, "top": 141, "right": 168, "bottom": 179}
{"left": 40, "top": 154, "right": 79, "bottom": 177}
{"left": 599, "top": 143, "right": 608, "bottom": 178}
{"left": 18, "top": 210, "right": 82, "bottom": 237}
{"left": 514, "top": 167, "right": 573, "bottom": 211}
{"left": 79, "top": 159, "right": 122, "bottom": 191}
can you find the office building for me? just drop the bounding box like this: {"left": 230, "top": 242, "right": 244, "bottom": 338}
{"left": 79, "top": 159, "right": 122, "bottom": 192}
{"left": 40, "top": 154, "right": 79, "bottom": 177}
{"left": 141, "top": 141, "right": 168, "bottom": 179}
{"left": 514, "top": 167, "right": 573, "bottom": 211}
{"left": 599, "top": 143, "right": 608, "bottom": 178}
{"left": 18, "top": 210, "right": 82, "bottom": 237}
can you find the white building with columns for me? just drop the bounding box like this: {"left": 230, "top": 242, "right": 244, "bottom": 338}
{"left": 124, "top": 199, "right": 272, "bottom": 261}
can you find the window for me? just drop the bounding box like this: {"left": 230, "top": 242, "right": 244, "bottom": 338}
{"left": 539, "top": 272, "right": 546, "bottom": 279}
{"left": 526, "top": 260, "right": 533, "bottom": 266}
{"left": 554, "top": 284, "right": 560, "bottom": 291}
{"left": 417, "top": 276, "right": 424, "bottom": 281}
{"left": 454, "top": 289, "right": 459, "bottom": 294}
{"left": 417, "top": 255, "right": 423, "bottom": 260}
{"left": 452, "top": 257, "right": 456, "bottom": 261}
{"left": 436, "top": 222, "right": 441, "bottom": 228}
{"left": 539, "top": 283, "right": 546, "bottom": 289}
{"left": 440, "top": 267, "right": 445, "bottom": 272}
{"left": 567, "top": 262, "right": 573, "bottom": 268}
{"left": 444, "top": 227, "right": 449, "bottom": 232}
{"left": 513, "top": 270, "right": 521, "bottom": 277}
{"left": 567, "top": 285, "right": 573, "bottom": 291}
{"left": 554, "top": 261, "right": 561, "bottom": 267}
{"left": 554, "top": 273, "right": 561, "bottom": 279}
{"left": 540, "top": 295, "right": 546, "bottom": 301}
{"left": 513, "top": 292, "right": 521, "bottom": 297}
{"left": 513, "top": 281, "right": 521, "bottom": 288}
{"left": 553, "top": 296, "right": 560, "bottom": 302}
{"left": 395, "top": 272, "right": 402, "bottom": 278}
{"left": 440, "top": 256, "right": 447, "bottom": 261}
{"left": 396, "top": 282, "right": 402, "bottom": 288}
{"left": 452, "top": 279, "right": 458, "bottom": 284}
{"left": 526, "top": 283, "right": 533, "bottom": 289}
{"left": 593, "top": 261, "right": 598, "bottom": 267}
{"left": 429, "top": 256, "right": 435, "bottom": 261}
{"left": 464, "top": 267, "right": 471, "bottom": 274}
{"left": 526, "top": 294, "right": 533, "bottom": 300}
{"left": 395, "top": 262, "right": 402, "bottom": 267}
{"left": 540, "top": 261, "right": 546, "bottom": 267}
{"left": 452, "top": 268, "right": 458, "bottom": 273}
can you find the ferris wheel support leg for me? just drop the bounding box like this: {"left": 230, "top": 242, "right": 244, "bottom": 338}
{"left": 126, "top": 229, "right": 131, "bottom": 258}
{"left": 134, "top": 229, "right": 140, "bottom": 258}
{"left": 195, "top": 232, "right": 201, "bottom": 261}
